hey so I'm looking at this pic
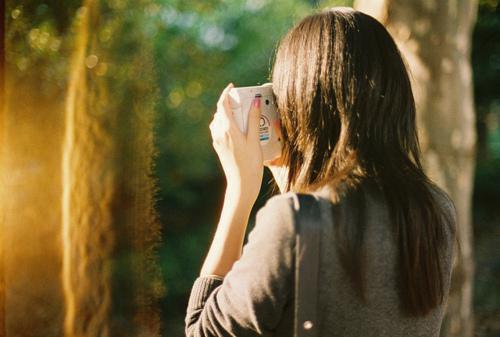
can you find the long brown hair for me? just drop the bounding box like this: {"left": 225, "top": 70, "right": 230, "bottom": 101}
{"left": 271, "top": 7, "right": 455, "bottom": 316}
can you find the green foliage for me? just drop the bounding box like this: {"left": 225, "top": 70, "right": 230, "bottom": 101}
{"left": 471, "top": 1, "right": 500, "bottom": 332}
{"left": 6, "top": 0, "right": 353, "bottom": 215}
{"left": 472, "top": 0, "right": 500, "bottom": 158}
{"left": 6, "top": 2, "right": 78, "bottom": 96}
{"left": 153, "top": 0, "right": 352, "bottom": 211}
{"left": 152, "top": 0, "right": 315, "bottom": 211}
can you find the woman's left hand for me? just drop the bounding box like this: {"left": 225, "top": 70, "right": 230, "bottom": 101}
{"left": 209, "top": 83, "right": 264, "bottom": 207}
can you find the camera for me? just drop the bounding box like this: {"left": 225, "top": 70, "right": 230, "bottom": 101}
{"left": 228, "top": 83, "right": 282, "bottom": 163}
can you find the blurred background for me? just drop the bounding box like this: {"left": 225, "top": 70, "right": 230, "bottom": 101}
{"left": 1, "top": 0, "right": 499, "bottom": 336}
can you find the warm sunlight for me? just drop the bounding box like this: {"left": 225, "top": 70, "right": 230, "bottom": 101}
{"left": 1, "top": 1, "right": 499, "bottom": 337}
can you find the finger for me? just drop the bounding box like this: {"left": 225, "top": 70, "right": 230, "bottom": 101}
{"left": 209, "top": 113, "right": 230, "bottom": 143}
{"left": 217, "top": 84, "right": 237, "bottom": 127}
{"left": 213, "top": 111, "right": 232, "bottom": 133}
{"left": 217, "top": 84, "right": 237, "bottom": 122}
{"left": 216, "top": 82, "right": 234, "bottom": 113}
{"left": 246, "top": 95, "right": 261, "bottom": 142}
{"left": 209, "top": 113, "right": 222, "bottom": 132}
{"left": 209, "top": 119, "right": 222, "bottom": 146}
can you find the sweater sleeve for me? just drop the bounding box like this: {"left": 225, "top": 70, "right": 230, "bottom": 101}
{"left": 185, "top": 193, "right": 297, "bottom": 337}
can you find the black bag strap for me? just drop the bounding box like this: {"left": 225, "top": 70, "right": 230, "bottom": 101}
{"left": 293, "top": 193, "right": 322, "bottom": 337}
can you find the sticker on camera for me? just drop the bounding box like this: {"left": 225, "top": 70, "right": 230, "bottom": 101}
{"left": 259, "top": 115, "right": 271, "bottom": 144}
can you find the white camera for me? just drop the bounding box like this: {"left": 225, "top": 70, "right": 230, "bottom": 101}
{"left": 228, "top": 83, "right": 282, "bottom": 163}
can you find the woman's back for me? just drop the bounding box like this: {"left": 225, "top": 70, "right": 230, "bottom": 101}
{"left": 301, "top": 182, "right": 455, "bottom": 336}
{"left": 185, "top": 180, "right": 455, "bottom": 337}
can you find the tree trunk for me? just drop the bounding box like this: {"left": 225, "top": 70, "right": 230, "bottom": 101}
{"left": 353, "top": 1, "right": 477, "bottom": 336}
{"left": 2, "top": 0, "right": 162, "bottom": 336}
{"left": 62, "top": 1, "right": 162, "bottom": 336}
{"left": 61, "top": 1, "right": 113, "bottom": 335}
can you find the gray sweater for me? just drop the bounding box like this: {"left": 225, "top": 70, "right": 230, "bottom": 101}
{"left": 185, "top": 182, "right": 455, "bottom": 337}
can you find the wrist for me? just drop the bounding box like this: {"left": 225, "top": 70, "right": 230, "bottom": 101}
{"left": 224, "top": 182, "right": 258, "bottom": 213}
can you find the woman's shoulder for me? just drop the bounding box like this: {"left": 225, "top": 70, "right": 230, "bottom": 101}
{"left": 253, "top": 192, "right": 307, "bottom": 239}
{"left": 256, "top": 192, "right": 298, "bottom": 227}
{"left": 258, "top": 191, "right": 321, "bottom": 221}
{"left": 261, "top": 191, "right": 305, "bottom": 210}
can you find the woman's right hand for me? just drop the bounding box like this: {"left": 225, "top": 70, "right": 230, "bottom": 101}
{"left": 209, "top": 83, "right": 264, "bottom": 206}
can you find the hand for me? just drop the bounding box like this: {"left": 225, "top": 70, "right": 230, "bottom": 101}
{"left": 209, "top": 83, "right": 264, "bottom": 207}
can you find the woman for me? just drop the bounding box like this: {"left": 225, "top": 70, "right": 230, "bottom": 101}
{"left": 185, "top": 7, "right": 456, "bottom": 337}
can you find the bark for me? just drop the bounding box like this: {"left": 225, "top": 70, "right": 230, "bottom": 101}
{"left": 62, "top": 1, "right": 162, "bottom": 336}
{"left": 62, "top": 2, "right": 113, "bottom": 335}
{"left": 353, "top": 1, "right": 477, "bottom": 336}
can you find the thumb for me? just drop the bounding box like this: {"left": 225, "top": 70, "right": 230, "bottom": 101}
{"left": 247, "top": 96, "right": 261, "bottom": 142}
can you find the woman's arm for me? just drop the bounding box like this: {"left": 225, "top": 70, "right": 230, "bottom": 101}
{"left": 183, "top": 83, "right": 295, "bottom": 337}
{"left": 199, "top": 186, "right": 253, "bottom": 277}
{"left": 185, "top": 194, "right": 296, "bottom": 337}
{"left": 200, "top": 83, "right": 264, "bottom": 277}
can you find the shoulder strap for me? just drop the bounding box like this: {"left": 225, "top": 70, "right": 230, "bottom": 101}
{"left": 293, "top": 193, "right": 321, "bottom": 337}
